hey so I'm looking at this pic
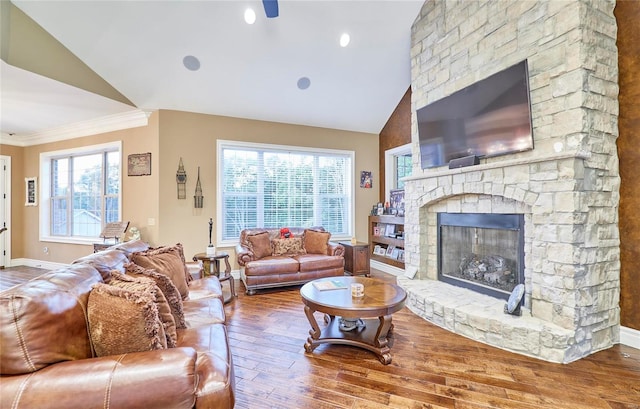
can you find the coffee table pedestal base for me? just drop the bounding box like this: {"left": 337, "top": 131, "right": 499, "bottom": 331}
{"left": 303, "top": 307, "right": 394, "bottom": 365}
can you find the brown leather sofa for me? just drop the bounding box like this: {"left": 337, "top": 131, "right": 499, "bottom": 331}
{"left": 0, "top": 240, "right": 235, "bottom": 409}
{"left": 236, "top": 227, "right": 345, "bottom": 295}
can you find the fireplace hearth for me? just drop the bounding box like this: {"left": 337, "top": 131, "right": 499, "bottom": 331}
{"left": 438, "top": 213, "right": 524, "bottom": 300}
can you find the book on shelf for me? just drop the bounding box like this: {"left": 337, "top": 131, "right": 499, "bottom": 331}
{"left": 313, "top": 279, "right": 348, "bottom": 291}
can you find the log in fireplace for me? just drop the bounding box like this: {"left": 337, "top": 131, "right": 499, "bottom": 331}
{"left": 437, "top": 213, "right": 524, "bottom": 301}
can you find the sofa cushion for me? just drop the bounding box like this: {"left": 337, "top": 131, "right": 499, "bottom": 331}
{"left": 88, "top": 276, "right": 169, "bottom": 357}
{"left": 247, "top": 232, "right": 272, "bottom": 259}
{"left": 244, "top": 257, "right": 300, "bottom": 276}
{"left": 125, "top": 263, "right": 187, "bottom": 330}
{"left": 0, "top": 264, "right": 102, "bottom": 375}
{"left": 272, "top": 237, "right": 306, "bottom": 256}
{"left": 295, "top": 254, "right": 345, "bottom": 272}
{"left": 188, "top": 277, "right": 224, "bottom": 302}
{"left": 303, "top": 229, "right": 331, "bottom": 255}
{"left": 131, "top": 245, "right": 190, "bottom": 300}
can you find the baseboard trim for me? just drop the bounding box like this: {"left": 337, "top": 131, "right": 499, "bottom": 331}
{"left": 621, "top": 326, "right": 640, "bottom": 350}
{"left": 11, "top": 258, "right": 69, "bottom": 271}
{"left": 370, "top": 259, "right": 404, "bottom": 276}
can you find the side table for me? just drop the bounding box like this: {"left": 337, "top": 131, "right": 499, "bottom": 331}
{"left": 192, "top": 252, "right": 237, "bottom": 303}
{"left": 340, "top": 241, "right": 370, "bottom": 276}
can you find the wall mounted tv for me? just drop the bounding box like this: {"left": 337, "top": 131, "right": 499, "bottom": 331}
{"left": 418, "top": 60, "right": 534, "bottom": 169}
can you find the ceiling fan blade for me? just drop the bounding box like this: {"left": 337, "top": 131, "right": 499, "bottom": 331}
{"left": 262, "top": 0, "right": 279, "bottom": 18}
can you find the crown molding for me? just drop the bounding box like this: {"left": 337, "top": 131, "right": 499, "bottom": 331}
{"left": 0, "top": 109, "right": 153, "bottom": 147}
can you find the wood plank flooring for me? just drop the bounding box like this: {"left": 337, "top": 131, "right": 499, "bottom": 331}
{"left": 3, "top": 266, "right": 639, "bottom": 408}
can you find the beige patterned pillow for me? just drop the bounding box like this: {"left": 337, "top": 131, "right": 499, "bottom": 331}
{"left": 303, "top": 229, "right": 331, "bottom": 255}
{"left": 88, "top": 275, "right": 170, "bottom": 357}
{"left": 125, "top": 263, "right": 186, "bottom": 329}
{"left": 272, "top": 237, "right": 306, "bottom": 256}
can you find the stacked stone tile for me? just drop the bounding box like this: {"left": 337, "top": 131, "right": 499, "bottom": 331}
{"left": 402, "top": 0, "right": 619, "bottom": 363}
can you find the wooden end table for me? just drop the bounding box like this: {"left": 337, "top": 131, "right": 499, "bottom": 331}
{"left": 300, "top": 276, "right": 406, "bottom": 364}
{"left": 192, "top": 252, "right": 237, "bottom": 303}
{"left": 340, "top": 241, "right": 370, "bottom": 276}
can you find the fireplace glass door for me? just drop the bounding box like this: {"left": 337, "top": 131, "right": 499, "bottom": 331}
{"left": 438, "top": 213, "right": 524, "bottom": 300}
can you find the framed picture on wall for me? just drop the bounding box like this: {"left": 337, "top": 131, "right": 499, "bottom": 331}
{"left": 25, "top": 177, "right": 37, "bottom": 206}
{"left": 128, "top": 153, "right": 152, "bottom": 176}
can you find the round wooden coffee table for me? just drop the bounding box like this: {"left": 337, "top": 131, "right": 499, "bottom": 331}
{"left": 300, "top": 276, "right": 406, "bottom": 364}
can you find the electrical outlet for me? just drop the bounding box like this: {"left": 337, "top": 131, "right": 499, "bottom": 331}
{"left": 147, "top": 218, "right": 156, "bottom": 226}
{"left": 43, "top": 247, "right": 49, "bottom": 254}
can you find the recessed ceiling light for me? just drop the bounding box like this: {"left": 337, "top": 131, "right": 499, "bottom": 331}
{"left": 244, "top": 8, "right": 256, "bottom": 24}
{"left": 297, "top": 77, "right": 311, "bottom": 90}
{"left": 340, "top": 33, "right": 350, "bottom": 47}
{"left": 183, "top": 55, "right": 200, "bottom": 71}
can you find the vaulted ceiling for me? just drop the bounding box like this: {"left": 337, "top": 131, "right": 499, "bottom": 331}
{"left": 1, "top": 1, "right": 423, "bottom": 145}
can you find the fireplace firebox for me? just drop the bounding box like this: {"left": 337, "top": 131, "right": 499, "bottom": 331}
{"left": 437, "top": 213, "right": 524, "bottom": 300}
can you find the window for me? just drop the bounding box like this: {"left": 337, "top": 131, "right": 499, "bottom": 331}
{"left": 385, "top": 143, "right": 412, "bottom": 199}
{"left": 218, "top": 140, "right": 353, "bottom": 244}
{"left": 40, "top": 142, "right": 121, "bottom": 243}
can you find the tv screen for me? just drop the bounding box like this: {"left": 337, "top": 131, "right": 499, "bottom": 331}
{"left": 418, "top": 60, "right": 534, "bottom": 169}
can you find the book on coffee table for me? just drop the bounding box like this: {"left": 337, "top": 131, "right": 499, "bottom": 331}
{"left": 313, "top": 280, "right": 348, "bottom": 291}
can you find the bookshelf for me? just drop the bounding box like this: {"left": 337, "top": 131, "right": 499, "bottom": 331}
{"left": 368, "top": 215, "right": 404, "bottom": 269}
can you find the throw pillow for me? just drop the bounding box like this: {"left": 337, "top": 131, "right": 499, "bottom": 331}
{"left": 130, "top": 245, "right": 190, "bottom": 300}
{"left": 87, "top": 276, "right": 169, "bottom": 357}
{"left": 108, "top": 273, "right": 177, "bottom": 347}
{"left": 247, "top": 232, "right": 272, "bottom": 259}
{"left": 272, "top": 237, "right": 306, "bottom": 256}
{"left": 125, "top": 263, "right": 187, "bottom": 329}
{"left": 303, "top": 229, "right": 331, "bottom": 255}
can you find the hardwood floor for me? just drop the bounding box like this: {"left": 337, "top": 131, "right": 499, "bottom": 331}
{"left": 3, "top": 266, "right": 639, "bottom": 408}
{"left": 0, "top": 266, "right": 48, "bottom": 291}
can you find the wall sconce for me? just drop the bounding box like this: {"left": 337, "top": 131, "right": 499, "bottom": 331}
{"left": 194, "top": 166, "right": 204, "bottom": 208}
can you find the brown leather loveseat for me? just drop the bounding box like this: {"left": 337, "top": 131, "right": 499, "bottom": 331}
{"left": 0, "top": 240, "right": 235, "bottom": 409}
{"left": 236, "top": 227, "right": 345, "bottom": 295}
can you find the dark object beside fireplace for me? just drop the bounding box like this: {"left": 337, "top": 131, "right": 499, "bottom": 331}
{"left": 438, "top": 213, "right": 525, "bottom": 301}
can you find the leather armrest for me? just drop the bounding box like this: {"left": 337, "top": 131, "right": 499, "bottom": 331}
{"left": 1, "top": 348, "right": 198, "bottom": 409}
{"left": 328, "top": 242, "right": 345, "bottom": 257}
{"left": 235, "top": 244, "right": 255, "bottom": 266}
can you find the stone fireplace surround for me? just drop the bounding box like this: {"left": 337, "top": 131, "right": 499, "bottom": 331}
{"left": 399, "top": 0, "right": 620, "bottom": 363}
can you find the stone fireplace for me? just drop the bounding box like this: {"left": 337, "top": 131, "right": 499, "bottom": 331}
{"left": 398, "top": 0, "right": 620, "bottom": 363}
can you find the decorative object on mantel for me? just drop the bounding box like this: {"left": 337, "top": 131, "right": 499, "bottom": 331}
{"left": 25, "top": 177, "right": 37, "bottom": 206}
{"left": 176, "top": 157, "right": 187, "bottom": 199}
{"left": 504, "top": 283, "right": 525, "bottom": 316}
{"left": 127, "top": 153, "right": 151, "bottom": 176}
{"left": 194, "top": 166, "right": 203, "bottom": 208}
{"left": 206, "top": 217, "right": 216, "bottom": 256}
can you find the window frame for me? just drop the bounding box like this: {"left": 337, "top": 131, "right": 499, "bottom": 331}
{"left": 216, "top": 139, "right": 355, "bottom": 247}
{"left": 384, "top": 143, "right": 412, "bottom": 202}
{"left": 39, "top": 141, "right": 122, "bottom": 244}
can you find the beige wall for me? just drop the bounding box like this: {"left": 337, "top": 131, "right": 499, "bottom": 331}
{"left": 3, "top": 110, "right": 378, "bottom": 267}
{"left": 158, "top": 110, "right": 379, "bottom": 267}
{"left": 1, "top": 112, "right": 159, "bottom": 263}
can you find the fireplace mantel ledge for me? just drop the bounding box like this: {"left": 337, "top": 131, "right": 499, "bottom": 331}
{"left": 403, "top": 150, "right": 590, "bottom": 182}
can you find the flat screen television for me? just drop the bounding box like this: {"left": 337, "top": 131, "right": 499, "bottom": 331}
{"left": 418, "top": 60, "right": 534, "bottom": 169}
